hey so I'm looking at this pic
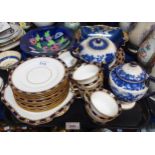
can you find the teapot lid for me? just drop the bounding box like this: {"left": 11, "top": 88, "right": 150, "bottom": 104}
{"left": 80, "top": 37, "right": 116, "bottom": 54}
{"left": 115, "top": 62, "right": 147, "bottom": 83}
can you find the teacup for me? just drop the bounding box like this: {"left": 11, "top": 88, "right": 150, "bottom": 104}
{"left": 84, "top": 89, "right": 121, "bottom": 124}
{"left": 58, "top": 50, "right": 78, "bottom": 68}
{"left": 72, "top": 64, "right": 100, "bottom": 85}
{"left": 84, "top": 89, "right": 120, "bottom": 118}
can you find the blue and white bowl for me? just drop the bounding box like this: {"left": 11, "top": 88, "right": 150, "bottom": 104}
{"left": 75, "top": 37, "right": 117, "bottom": 67}
{"left": 0, "top": 50, "right": 21, "bottom": 70}
{"left": 109, "top": 62, "right": 148, "bottom": 103}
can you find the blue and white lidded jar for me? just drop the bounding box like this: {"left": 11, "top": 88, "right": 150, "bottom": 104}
{"left": 109, "top": 62, "right": 149, "bottom": 103}
{"left": 74, "top": 37, "right": 117, "bottom": 67}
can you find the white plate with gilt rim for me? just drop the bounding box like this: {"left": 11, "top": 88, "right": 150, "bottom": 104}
{"left": 11, "top": 57, "right": 65, "bottom": 93}
{"left": 3, "top": 85, "right": 74, "bottom": 121}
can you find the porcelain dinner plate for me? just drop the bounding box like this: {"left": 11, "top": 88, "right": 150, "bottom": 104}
{"left": 0, "top": 28, "right": 14, "bottom": 40}
{"left": 11, "top": 57, "right": 65, "bottom": 93}
{"left": 0, "top": 24, "right": 22, "bottom": 44}
{"left": 3, "top": 85, "right": 74, "bottom": 121}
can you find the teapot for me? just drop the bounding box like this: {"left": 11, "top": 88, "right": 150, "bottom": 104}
{"left": 109, "top": 62, "right": 151, "bottom": 103}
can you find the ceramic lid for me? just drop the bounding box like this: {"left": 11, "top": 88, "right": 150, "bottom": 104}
{"left": 80, "top": 37, "right": 116, "bottom": 54}
{"left": 115, "top": 62, "right": 147, "bottom": 83}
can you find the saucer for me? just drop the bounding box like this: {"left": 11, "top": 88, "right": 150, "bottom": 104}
{"left": 10, "top": 57, "right": 66, "bottom": 93}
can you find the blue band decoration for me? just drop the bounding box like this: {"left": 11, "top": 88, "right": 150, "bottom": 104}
{"left": 0, "top": 56, "right": 20, "bottom": 63}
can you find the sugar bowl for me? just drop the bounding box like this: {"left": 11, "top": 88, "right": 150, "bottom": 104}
{"left": 109, "top": 62, "right": 149, "bottom": 103}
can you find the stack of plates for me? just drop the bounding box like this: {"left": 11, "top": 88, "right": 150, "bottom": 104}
{"left": 8, "top": 57, "right": 70, "bottom": 112}
{"left": 84, "top": 89, "right": 121, "bottom": 124}
{"left": 0, "top": 24, "right": 25, "bottom": 51}
{"left": 1, "top": 57, "right": 74, "bottom": 125}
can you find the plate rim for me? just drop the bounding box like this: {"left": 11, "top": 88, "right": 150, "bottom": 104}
{"left": 1, "top": 84, "right": 74, "bottom": 126}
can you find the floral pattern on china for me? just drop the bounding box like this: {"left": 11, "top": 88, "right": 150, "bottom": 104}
{"left": 29, "top": 31, "right": 70, "bottom": 53}
{"left": 76, "top": 37, "right": 117, "bottom": 67}
{"left": 109, "top": 62, "right": 149, "bottom": 103}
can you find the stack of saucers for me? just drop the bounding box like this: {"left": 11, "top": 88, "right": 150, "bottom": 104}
{"left": 84, "top": 89, "right": 121, "bottom": 124}
{"left": 71, "top": 63, "right": 104, "bottom": 98}
{"left": 1, "top": 56, "right": 75, "bottom": 125}
{"left": 0, "top": 23, "right": 25, "bottom": 51}
{"left": 8, "top": 57, "right": 70, "bottom": 112}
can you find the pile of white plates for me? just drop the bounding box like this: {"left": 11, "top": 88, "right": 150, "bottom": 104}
{"left": 0, "top": 23, "right": 25, "bottom": 51}
{"left": 84, "top": 89, "right": 121, "bottom": 124}
{"left": 1, "top": 57, "right": 74, "bottom": 125}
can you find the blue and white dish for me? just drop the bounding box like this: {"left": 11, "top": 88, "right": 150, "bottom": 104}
{"left": 0, "top": 50, "right": 21, "bottom": 70}
{"left": 20, "top": 26, "right": 75, "bottom": 56}
{"left": 109, "top": 62, "right": 149, "bottom": 103}
{"left": 79, "top": 25, "right": 126, "bottom": 48}
{"left": 75, "top": 37, "right": 117, "bottom": 67}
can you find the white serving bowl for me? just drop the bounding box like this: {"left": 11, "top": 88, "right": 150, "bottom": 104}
{"left": 33, "top": 22, "right": 55, "bottom": 27}
{"left": 0, "top": 50, "right": 21, "bottom": 70}
{"left": 90, "top": 91, "right": 119, "bottom": 118}
{"left": 72, "top": 64, "right": 100, "bottom": 85}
